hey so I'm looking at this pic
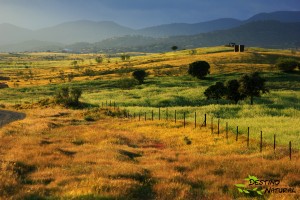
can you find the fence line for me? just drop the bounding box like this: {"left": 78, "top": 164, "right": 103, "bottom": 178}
{"left": 99, "top": 101, "right": 295, "bottom": 160}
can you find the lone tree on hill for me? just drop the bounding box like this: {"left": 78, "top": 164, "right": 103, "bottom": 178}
{"left": 276, "top": 58, "right": 299, "bottom": 72}
{"left": 224, "top": 79, "right": 245, "bottom": 104}
{"left": 238, "top": 72, "right": 269, "bottom": 105}
{"left": 95, "top": 56, "right": 103, "bottom": 64}
{"left": 132, "top": 70, "right": 147, "bottom": 84}
{"left": 55, "top": 87, "right": 82, "bottom": 107}
{"left": 188, "top": 61, "right": 210, "bottom": 79}
{"left": 171, "top": 46, "right": 178, "bottom": 51}
{"left": 204, "top": 82, "right": 226, "bottom": 102}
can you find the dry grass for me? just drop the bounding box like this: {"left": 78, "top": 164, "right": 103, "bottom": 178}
{"left": 0, "top": 47, "right": 299, "bottom": 199}
{"left": 0, "top": 107, "right": 299, "bottom": 199}
{"left": 1, "top": 46, "right": 299, "bottom": 89}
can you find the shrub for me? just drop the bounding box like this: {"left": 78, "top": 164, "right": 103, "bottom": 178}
{"left": 204, "top": 82, "right": 226, "bottom": 102}
{"left": 224, "top": 79, "right": 245, "bottom": 104}
{"left": 132, "top": 70, "right": 148, "bottom": 84}
{"left": 276, "top": 58, "right": 299, "bottom": 72}
{"left": 84, "top": 115, "right": 95, "bottom": 121}
{"left": 95, "top": 56, "right": 103, "bottom": 63}
{"left": 188, "top": 61, "right": 210, "bottom": 79}
{"left": 238, "top": 72, "right": 269, "bottom": 105}
{"left": 184, "top": 136, "right": 192, "bottom": 145}
{"left": 54, "top": 87, "right": 82, "bottom": 107}
{"left": 171, "top": 46, "right": 178, "bottom": 51}
{"left": 117, "top": 78, "right": 139, "bottom": 89}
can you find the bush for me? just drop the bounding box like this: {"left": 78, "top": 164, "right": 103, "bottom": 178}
{"left": 132, "top": 70, "right": 147, "bottom": 84}
{"left": 117, "top": 78, "right": 139, "bottom": 89}
{"left": 238, "top": 72, "right": 269, "bottom": 105}
{"left": 276, "top": 58, "right": 299, "bottom": 72}
{"left": 224, "top": 79, "right": 245, "bottom": 104}
{"left": 55, "top": 87, "right": 82, "bottom": 107}
{"left": 203, "top": 73, "right": 268, "bottom": 105}
{"left": 204, "top": 82, "right": 226, "bottom": 102}
{"left": 188, "top": 61, "right": 210, "bottom": 79}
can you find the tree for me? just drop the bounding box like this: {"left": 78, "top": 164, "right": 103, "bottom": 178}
{"left": 224, "top": 79, "right": 245, "bottom": 104}
{"left": 276, "top": 58, "right": 299, "bottom": 72}
{"left": 55, "top": 87, "right": 82, "bottom": 107}
{"left": 132, "top": 70, "right": 147, "bottom": 84}
{"left": 171, "top": 46, "right": 178, "bottom": 51}
{"left": 71, "top": 60, "right": 78, "bottom": 67}
{"left": 188, "top": 61, "right": 210, "bottom": 79}
{"left": 121, "top": 54, "right": 130, "bottom": 61}
{"left": 69, "top": 87, "right": 82, "bottom": 106}
{"left": 95, "top": 56, "right": 103, "bottom": 64}
{"left": 204, "top": 82, "right": 226, "bottom": 102}
{"left": 59, "top": 70, "right": 65, "bottom": 82}
{"left": 67, "top": 73, "right": 74, "bottom": 82}
{"left": 238, "top": 72, "right": 269, "bottom": 105}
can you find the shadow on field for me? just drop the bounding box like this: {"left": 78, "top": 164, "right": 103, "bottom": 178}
{"left": 0, "top": 110, "right": 26, "bottom": 127}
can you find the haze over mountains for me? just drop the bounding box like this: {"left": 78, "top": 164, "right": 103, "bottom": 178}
{"left": 0, "top": 11, "right": 300, "bottom": 52}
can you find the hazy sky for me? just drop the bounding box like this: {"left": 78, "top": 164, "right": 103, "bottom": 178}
{"left": 0, "top": 0, "right": 299, "bottom": 29}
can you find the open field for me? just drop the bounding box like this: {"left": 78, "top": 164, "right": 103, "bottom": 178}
{"left": 0, "top": 107, "right": 299, "bottom": 199}
{"left": 0, "top": 46, "right": 300, "bottom": 199}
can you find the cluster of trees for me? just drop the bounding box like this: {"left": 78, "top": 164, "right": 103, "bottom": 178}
{"left": 204, "top": 72, "right": 268, "bottom": 105}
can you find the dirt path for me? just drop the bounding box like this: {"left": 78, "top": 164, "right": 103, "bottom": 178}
{"left": 0, "top": 110, "right": 26, "bottom": 127}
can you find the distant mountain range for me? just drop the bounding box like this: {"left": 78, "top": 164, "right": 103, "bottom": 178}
{"left": 0, "top": 11, "right": 300, "bottom": 52}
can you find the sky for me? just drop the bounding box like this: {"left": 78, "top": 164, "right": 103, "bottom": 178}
{"left": 0, "top": 0, "right": 299, "bottom": 30}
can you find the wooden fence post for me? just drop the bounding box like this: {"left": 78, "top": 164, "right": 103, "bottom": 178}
{"left": 247, "top": 127, "right": 250, "bottom": 147}
{"left": 204, "top": 114, "right": 207, "bottom": 127}
{"left": 260, "top": 131, "right": 263, "bottom": 153}
{"left": 274, "top": 134, "right": 276, "bottom": 153}
{"left": 289, "top": 141, "right": 292, "bottom": 160}
{"left": 145, "top": 112, "right": 147, "bottom": 121}
{"left": 211, "top": 117, "right": 213, "bottom": 134}
{"left": 194, "top": 112, "right": 197, "bottom": 129}
{"left": 166, "top": 108, "right": 169, "bottom": 121}
{"left": 152, "top": 110, "right": 154, "bottom": 121}
{"left": 218, "top": 119, "right": 220, "bottom": 136}
{"left": 236, "top": 126, "right": 238, "bottom": 141}
{"left": 183, "top": 112, "right": 186, "bottom": 128}
{"left": 159, "top": 108, "right": 161, "bottom": 120}
{"left": 106, "top": 100, "right": 107, "bottom": 107}
{"left": 175, "top": 110, "right": 177, "bottom": 124}
{"left": 226, "top": 122, "right": 228, "bottom": 141}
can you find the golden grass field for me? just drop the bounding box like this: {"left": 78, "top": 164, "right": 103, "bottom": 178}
{"left": 0, "top": 107, "right": 299, "bottom": 199}
{"left": 0, "top": 46, "right": 299, "bottom": 199}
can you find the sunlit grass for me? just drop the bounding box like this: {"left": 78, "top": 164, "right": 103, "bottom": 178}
{"left": 0, "top": 46, "right": 300, "bottom": 199}
{"left": 0, "top": 108, "right": 299, "bottom": 199}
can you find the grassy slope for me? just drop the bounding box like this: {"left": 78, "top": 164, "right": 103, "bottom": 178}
{"left": 0, "top": 108, "right": 299, "bottom": 199}
{"left": 0, "top": 46, "right": 300, "bottom": 199}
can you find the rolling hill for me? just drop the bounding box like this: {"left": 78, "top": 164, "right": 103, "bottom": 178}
{"left": 137, "top": 18, "right": 243, "bottom": 37}
{"left": 66, "top": 21, "right": 300, "bottom": 53}
{"left": 0, "top": 11, "right": 300, "bottom": 52}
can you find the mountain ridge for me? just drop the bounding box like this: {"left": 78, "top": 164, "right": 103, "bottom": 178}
{"left": 0, "top": 10, "right": 300, "bottom": 52}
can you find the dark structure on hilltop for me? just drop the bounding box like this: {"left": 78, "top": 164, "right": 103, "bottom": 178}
{"left": 234, "top": 45, "right": 245, "bottom": 52}
{"left": 226, "top": 43, "right": 245, "bottom": 52}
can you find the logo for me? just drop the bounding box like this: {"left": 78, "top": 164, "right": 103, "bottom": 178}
{"left": 235, "top": 175, "right": 264, "bottom": 195}
{"left": 235, "top": 175, "right": 296, "bottom": 196}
